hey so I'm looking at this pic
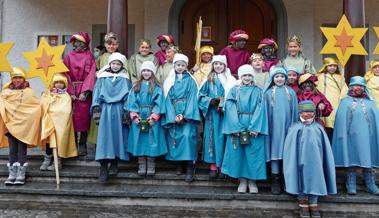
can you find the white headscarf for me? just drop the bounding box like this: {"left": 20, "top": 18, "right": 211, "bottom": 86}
{"left": 140, "top": 61, "right": 157, "bottom": 74}
{"left": 96, "top": 52, "right": 129, "bottom": 81}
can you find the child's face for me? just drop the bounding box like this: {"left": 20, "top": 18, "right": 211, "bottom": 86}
{"left": 261, "top": 45, "right": 275, "bottom": 58}
{"left": 54, "top": 81, "right": 66, "bottom": 89}
{"left": 300, "top": 111, "right": 315, "bottom": 120}
{"left": 273, "top": 74, "right": 286, "bottom": 86}
{"left": 104, "top": 39, "right": 119, "bottom": 54}
{"left": 166, "top": 49, "right": 175, "bottom": 62}
{"left": 73, "top": 40, "right": 86, "bottom": 52}
{"left": 301, "top": 81, "right": 315, "bottom": 91}
{"left": 201, "top": 52, "right": 212, "bottom": 63}
{"left": 251, "top": 58, "right": 263, "bottom": 70}
{"left": 213, "top": 61, "right": 226, "bottom": 74}
{"left": 326, "top": 64, "right": 338, "bottom": 74}
{"left": 159, "top": 40, "right": 169, "bottom": 51}
{"left": 350, "top": 85, "right": 365, "bottom": 96}
{"left": 287, "top": 71, "right": 298, "bottom": 84}
{"left": 110, "top": 60, "right": 123, "bottom": 73}
{"left": 139, "top": 42, "right": 151, "bottom": 56}
{"left": 241, "top": 74, "right": 253, "bottom": 85}
{"left": 287, "top": 42, "right": 301, "bottom": 57}
{"left": 233, "top": 39, "right": 247, "bottom": 50}
{"left": 12, "top": 76, "right": 25, "bottom": 87}
{"left": 141, "top": 69, "right": 153, "bottom": 80}
{"left": 174, "top": 61, "right": 187, "bottom": 74}
{"left": 373, "top": 66, "right": 379, "bottom": 76}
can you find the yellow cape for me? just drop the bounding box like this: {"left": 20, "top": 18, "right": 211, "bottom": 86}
{"left": 364, "top": 60, "right": 379, "bottom": 108}
{"left": 40, "top": 90, "right": 77, "bottom": 158}
{"left": 193, "top": 62, "right": 212, "bottom": 87}
{"left": 315, "top": 72, "right": 348, "bottom": 128}
{"left": 0, "top": 87, "right": 41, "bottom": 148}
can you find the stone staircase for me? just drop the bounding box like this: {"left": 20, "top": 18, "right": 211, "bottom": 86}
{"left": 0, "top": 146, "right": 378, "bottom": 217}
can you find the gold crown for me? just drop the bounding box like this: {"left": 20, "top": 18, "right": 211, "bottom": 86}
{"left": 250, "top": 53, "right": 263, "bottom": 60}
{"left": 287, "top": 35, "right": 302, "bottom": 46}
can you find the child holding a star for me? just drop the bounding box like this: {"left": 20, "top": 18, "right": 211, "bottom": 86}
{"left": 40, "top": 74, "right": 78, "bottom": 171}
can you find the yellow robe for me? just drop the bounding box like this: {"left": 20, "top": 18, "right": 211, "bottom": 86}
{"left": 366, "top": 75, "right": 379, "bottom": 108}
{"left": 316, "top": 73, "right": 348, "bottom": 128}
{"left": 40, "top": 90, "right": 78, "bottom": 158}
{"left": 193, "top": 63, "right": 212, "bottom": 87}
{"left": 0, "top": 87, "right": 41, "bottom": 148}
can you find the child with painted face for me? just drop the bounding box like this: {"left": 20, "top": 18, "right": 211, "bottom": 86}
{"left": 162, "top": 54, "right": 201, "bottom": 182}
{"left": 297, "top": 73, "right": 333, "bottom": 126}
{"left": 92, "top": 52, "right": 132, "bottom": 183}
{"left": 1, "top": 68, "right": 42, "bottom": 186}
{"left": 221, "top": 64, "right": 268, "bottom": 194}
{"left": 64, "top": 32, "right": 96, "bottom": 156}
{"left": 126, "top": 61, "right": 167, "bottom": 177}
{"left": 40, "top": 74, "right": 78, "bottom": 172}
{"left": 263, "top": 66, "right": 298, "bottom": 195}
{"left": 258, "top": 38, "right": 280, "bottom": 72}
{"left": 129, "top": 39, "right": 159, "bottom": 84}
{"left": 198, "top": 55, "right": 237, "bottom": 178}
{"left": 250, "top": 53, "right": 269, "bottom": 89}
{"left": 283, "top": 100, "right": 336, "bottom": 218}
{"left": 155, "top": 34, "right": 175, "bottom": 65}
{"left": 191, "top": 46, "right": 214, "bottom": 87}
{"left": 285, "top": 66, "right": 301, "bottom": 92}
{"left": 333, "top": 76, "right": 379, "bottom": 196}
{"left": 316, "top": 57, "right": 348, "bottom": 141}
{"left": 365, "top": 60, "right": 379, "bottom": 108}
{"left": 282, "top": 35, "right": 316, "bottom": 74}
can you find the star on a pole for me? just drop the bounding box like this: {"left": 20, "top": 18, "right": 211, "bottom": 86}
{"left": 23, "top": 38, "right": 68, "bottom": 87}
{"left": 0, "top": 42, "right": 14, "bottom": 72}
{"left": 320, "top": 14, "right": 367, "bottom": 67}
{"left": 373, "top": 27, "right": 379, "bottom": 54}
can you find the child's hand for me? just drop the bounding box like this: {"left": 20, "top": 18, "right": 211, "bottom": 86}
{"left": 123, "top": 112, "right": 131, "bottom": 125}
{"left": 71, "top": 95, "right": 77, "bottom": 100}
{"left": 249, "top": 131, "right": 258, "bottom": 137}
{"left": 232, "top": 133, "right": 240, "bottom": 137}
{"left": 92, "top": 106, "right": 101, "bottom": 125}
{"left": 175, "top": 114, "right": 184, "bottom": 124}
{"left": 147, "top": 117, "right": 155, "bottom": 126}
{"left": 134, "top": 117, "right": 140, "bottom": 124}
{"left": 79, "top": 93, "right": 87, "bottom": 101}
{"left": 318, "top": 103, "right": 325, "bottom": 111}
{"left": 192, "top": 64, "right": 199, "bottom": 73}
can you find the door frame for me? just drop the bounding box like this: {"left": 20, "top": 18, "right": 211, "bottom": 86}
{"left": 168, "top": 0, "right": 288, "bottom": 58}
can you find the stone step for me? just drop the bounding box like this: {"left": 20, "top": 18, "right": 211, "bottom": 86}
{"left": 0, "top": 182, "right": 378, "bottom": 217}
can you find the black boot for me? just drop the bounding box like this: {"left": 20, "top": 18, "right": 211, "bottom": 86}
{"left": 78, "top": 132, "right": 88, "bottom": 156}
{"left": 99, "top": 161, "right": 109, "bottom": 183}
{"left": 185, "top": 161, "right": 195, "bottom": 182}
{"left": 271, "top": 174, "right": 282, "bottom": 195}
{"left": 176, "top": 162, "right": 185, "bottom": 175}
{"left": 109, "top": 160, "right": 118, "bottom": 176}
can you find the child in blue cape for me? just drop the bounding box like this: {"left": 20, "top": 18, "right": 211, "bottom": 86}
{"left": 92, "top": 52, "right": 132, "bottom": 183}
{"left": 263, "top": 65, "right": 298, "bottom": 195}
{"left": 221, "top": 64, "right": 268, "bottom": 194}
{"left": 333, "top": 76, "right": 379, "bottom": 195}
{"left": 127, "top": 61, "right": 167, "bottom": 176}
{"left": 198, "top": 55, "right": 236, "bottom": 178}
{"left": 283, "top": 100, "right": 336, "bottom": 218}
{"left": 162, "top": 54, "right": 201, "bottom": 182}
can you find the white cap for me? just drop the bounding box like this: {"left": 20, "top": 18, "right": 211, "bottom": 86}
{"left": 238, "top": 64, "right": 255, "bottom": 78}
{"left": 212, "top": 55, "right": 227, "bottom": 67}
{"left": 140, "top": 61, "right": 157, "bottom": 74}
{"left": 173, "top": 53, "right": 189, "bottom": 65}
{"left": 108, "top": 52, "right": 127, "bottom": 66}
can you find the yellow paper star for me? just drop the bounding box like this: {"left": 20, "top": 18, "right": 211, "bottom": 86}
{"left": 320, "top": 14, "right": 367, "bottom": 67}
{"left": 0, "top": 42, "right": 14, "bottom": 72}
{"left": 23, "top": 38, "right": 68, "bottom": 87}
{"left": 373, "top": 27, "right": 379, "bottom": 54}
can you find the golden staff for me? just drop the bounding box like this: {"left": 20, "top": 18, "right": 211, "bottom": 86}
{"left": 195, "top": 16, "right": 203, "bottom": 65}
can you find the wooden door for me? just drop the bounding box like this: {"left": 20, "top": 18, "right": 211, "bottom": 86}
{"left": 179, "top": 0, "right": 276, "bottom": 67}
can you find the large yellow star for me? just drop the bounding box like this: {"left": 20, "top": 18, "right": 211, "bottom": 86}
{"left": 23, "top": 38, "right": 68, "bottom": 87}
{"left": 320, "top": 14, "right": 367, "bottom": 67}
{"left": 373, "top": 27, "right": 379, "bottom": 54}
{"left": 0, "top": 42, "right": 14, "bottom": 72}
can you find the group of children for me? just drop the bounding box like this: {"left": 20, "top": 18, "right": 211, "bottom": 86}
{"left": 1, "top": 30, "right": 379, "bottom": 218}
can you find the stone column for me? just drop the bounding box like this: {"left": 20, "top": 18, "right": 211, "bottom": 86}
{"left": 343, "top": 0, "right": 365, "bottom": 81}
{"left": 107, "top": 0, "right": 128, "bottom": 55}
